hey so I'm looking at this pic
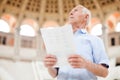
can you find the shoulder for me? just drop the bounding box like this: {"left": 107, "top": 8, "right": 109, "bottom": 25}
{"left": 87, "top": 34, "right": 102, "bottom": 42}
{"left": 85, "top": 34, "right": 104, "bottom": 47}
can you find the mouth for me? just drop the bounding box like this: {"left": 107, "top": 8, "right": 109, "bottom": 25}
{"left": 69, "top": 16, "right": 74, "bottom": 19}
{"left": 69, "top": 16, "right": 73, "bottom": 18}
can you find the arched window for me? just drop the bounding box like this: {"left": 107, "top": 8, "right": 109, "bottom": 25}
{"left": 116, "top": 22, "right": 120, "bottom": 32}
{"left": 20, "top": 24, "right": 35, "bottom": 37}
{"left": 91, "top": 24, "right": 102, "bottom": 36}
{"left": 0, "top": 19, "right": 10, "bottom": 33}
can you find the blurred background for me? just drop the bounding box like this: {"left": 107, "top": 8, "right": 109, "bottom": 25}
{"left": 0, "top": 0, "right": 120, "bottom": 80}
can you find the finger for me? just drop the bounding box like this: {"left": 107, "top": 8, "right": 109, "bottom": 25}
{"left": 44, "top": 58, "right": 57, "bottom": 62}
{"left": 68, "top": 58, "right": 79, "bottom": 63}
{"left": 68, "top": 58, "right": 83, "bottom": 66}
{"left": 70, "top": 62, "right": 83, "bottom": 68}
{"left": 44, "top": 59, "right": 57, "bottom": 65}
{"left": 72, "top": 65, "right": 81, "bottom": 68}
{"left": 68, "top": 54, "right": 82, "bottom": 59}
{"left": 45, "top": 61, "right": 56, "bottom": 64}
{"left": 70, "top": 62, "right": 80, "bottom": 67}
{"left": 44, "top": 62, "right": 56, "bottom": 67}
{"left": 70, "top": 62, "right": 78, "bottom": 65}
{"left": 46, "top": 54, "right": 57, "bottom": 58}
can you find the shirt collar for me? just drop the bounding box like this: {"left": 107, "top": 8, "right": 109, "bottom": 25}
{"left": 75, "top": 29, "right": 87, "bottom": 34}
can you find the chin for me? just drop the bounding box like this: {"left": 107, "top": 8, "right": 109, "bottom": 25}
{"left": 68, "top": 21, "right": 74, "bottom": 24}
{"left": 68, "top": 19, "right": 74, "bottom": 22}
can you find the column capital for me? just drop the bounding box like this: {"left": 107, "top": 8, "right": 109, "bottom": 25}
{"left": 102, "top": 24, "right": 108, "bottom": 33}
{"left": 15, "top": 27, "right": 21, "bottom": 31}
{"left": 37, "top": 30, "right": 41, "bottom": 35}
{"left": 15, "top": 27, "right": 21, "bottom": 35}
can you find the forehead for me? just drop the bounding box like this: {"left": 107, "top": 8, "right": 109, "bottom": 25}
{"left": 73, "top": 5, "right": 83, "bottom": 10}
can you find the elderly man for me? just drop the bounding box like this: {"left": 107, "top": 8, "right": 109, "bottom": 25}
{"left": 43, "top": 5, "right": 109, "bottom": 80}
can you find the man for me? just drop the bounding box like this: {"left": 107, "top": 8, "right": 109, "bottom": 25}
{"left": 43, "top": 5, "right": 109, "bottom": 80}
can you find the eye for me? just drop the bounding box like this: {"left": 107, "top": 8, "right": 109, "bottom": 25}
{"left": 74, "top": 9, "right": 78, "bottom": 11}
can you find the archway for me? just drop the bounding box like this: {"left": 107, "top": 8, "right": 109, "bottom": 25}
{"left": 89, "top": 18, "right": 102, "bottom": 35}
{"left": 0, "top": 19, "right": 10, "bottom": 33}
{"left": 106, "top": 12, "right": 120, "bottom": 32}
{"left": 1, "top": 14, "right": 16, "bottom": 33}
{"left": 20, "top": 19, "right": 38, "bottom": 37}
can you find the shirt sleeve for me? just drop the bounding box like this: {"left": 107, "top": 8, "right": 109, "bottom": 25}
{"left": 90, "top": 36, "right": 109, "bottom": 66}
{"left": 55, "top": 67, "right": 59, "bottom": 76}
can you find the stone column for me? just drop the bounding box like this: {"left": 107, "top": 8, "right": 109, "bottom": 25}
{"left": 36, "top": 0, "right": 47, "bottom": 61}
{"left": 39, "top": 0, "right": 46, "bottom": 27}
{"left": 58, "top": 0, "right": 64, "bottom": 25}
{"left": 93, "top": 0, "right": 109, "bottom": 53}
{"left": 13, "top": 0, "right": 28, "bottom": 60}
{"left": 36, "top": 30, "right": 46, "bottom": 61}
{"left": 36, "top": 30, "right": 41, "bottom": 56}
{"left": 102, "top": 24, "right": 108, "bottom": 53}
{"left": 14, "top": 27, "right": 21, "bottom": 60}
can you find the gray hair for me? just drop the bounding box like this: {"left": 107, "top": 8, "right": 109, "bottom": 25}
{"left": 81, "top": 6, "right": 91, "bottom": 25}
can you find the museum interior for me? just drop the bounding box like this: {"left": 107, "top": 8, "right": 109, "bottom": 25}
{"left": 0, "top": 0, "right": 120, "bottom": 80}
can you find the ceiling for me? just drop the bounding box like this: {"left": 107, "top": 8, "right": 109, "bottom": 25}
{"left": 0, "top": 0, "right": 120, "bottom": 27}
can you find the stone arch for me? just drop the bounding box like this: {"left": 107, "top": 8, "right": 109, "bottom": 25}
{"left": 21, "top": 18, "right": 38, "bottom": 31}
{"left": 90, "top": 17, "right": 101, "bottom": 28}
{"left": 89, "top": 17, "right": 102, "bottom": 35}
{"left": 1, "top": 13, "right": 17, "bottom": 33}
{"left": 0, "top": 19, "right": 10, "bottom": 33}
{"left": 106, "top": 12, "right": 120, "bottom": 32}
{"left": 20, "top": 18, "right": 38, "bottom": 36}
{"left": 89, "top": 18, "right": 101, "bottom": 31}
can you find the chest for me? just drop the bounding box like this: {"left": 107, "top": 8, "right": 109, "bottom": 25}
{"left": 73, "top": 35, "right": 93, "bottom": 61}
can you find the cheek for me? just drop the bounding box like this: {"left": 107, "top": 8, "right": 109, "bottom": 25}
{"left": 76, "top": 15, "right": 83, "bottom": 21}
{"left": 72, "top": 16, "right": 79, "bottom": 22}
{"left": 75, "top": 17, "right": 81, "bottom": 23}
{"left": 80, "top": 16, "right": 85, "bottom": 20}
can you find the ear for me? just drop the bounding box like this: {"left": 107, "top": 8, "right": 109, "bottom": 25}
{"left": 85, "top": 14, "right": 89, "bottom": 20}
{"left": 83, "top": 14, "right": 89, "bottom": 27}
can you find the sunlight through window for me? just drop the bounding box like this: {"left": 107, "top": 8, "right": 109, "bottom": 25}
{"left": 20, "top": 24, "right": 35, "bottom": 37}
{"left": 91, "top": 24, "right": 102, "bottom": 36}
{"left": 116, "top": 22, "right": 120, "bottom": 32}
{"left": 0, "top": 19, "right": 10, "bottom": 33}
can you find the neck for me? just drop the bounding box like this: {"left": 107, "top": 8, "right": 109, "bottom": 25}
{"left": 71, "top": 23, "right": 85, "bottom": 32}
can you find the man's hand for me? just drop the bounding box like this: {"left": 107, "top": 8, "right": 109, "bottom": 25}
{"left": 43, "top": 54, "right": 58, "bottom": 78}
{"left": 44, "top": 54, "right": 57, "bottom": 68}
{"left": 68, "top": 54, "right": 87, "bottom": 68}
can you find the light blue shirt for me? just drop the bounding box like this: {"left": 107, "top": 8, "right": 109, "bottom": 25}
{"left": 57, "top": 29, "right": 109, "bottom": 80}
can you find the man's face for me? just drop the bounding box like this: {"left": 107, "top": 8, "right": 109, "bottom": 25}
{"left": 68, "top": 5, "right": 86, "bottom": 26}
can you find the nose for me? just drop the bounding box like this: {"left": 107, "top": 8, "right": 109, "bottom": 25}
{"left": 69, "top": 11, "right": 73, "bottom": 16}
